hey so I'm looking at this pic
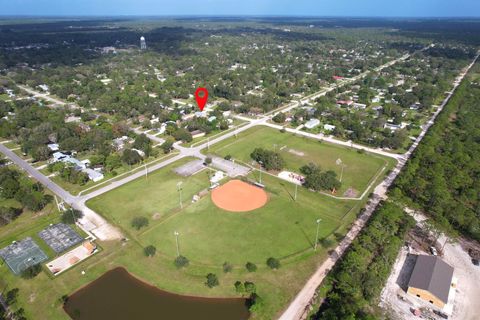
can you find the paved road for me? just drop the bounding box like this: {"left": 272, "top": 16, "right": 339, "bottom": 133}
{"left": 17, "top": 85, "right": 77, "bottom": 108}
{"left": 277, "top": 51, "right": 479, "bottom": 320}
{"left": 262, "top": 121, "right": 403, "bottom": 160}
{"left": 132, "top": 127, "right": 165, "bottom": 145}
{"left": 0, "top": 143, "right": 122, "bottom": 241}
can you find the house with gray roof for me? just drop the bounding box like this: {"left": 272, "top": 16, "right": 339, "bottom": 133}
{"left": 407, "top": 255, "right": 454, "bottom": 309}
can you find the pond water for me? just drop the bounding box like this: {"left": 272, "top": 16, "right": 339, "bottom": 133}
{"left": 64, "top": 267, "right": 250, "bottom": 320}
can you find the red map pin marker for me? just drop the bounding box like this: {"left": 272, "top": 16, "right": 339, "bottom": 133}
{"left": 195, "top": 87, "right": 208, "bottom": 111}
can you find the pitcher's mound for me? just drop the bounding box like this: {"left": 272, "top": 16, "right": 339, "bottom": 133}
{"left": 211, "top": 180, "right": 268, "bottom": 212}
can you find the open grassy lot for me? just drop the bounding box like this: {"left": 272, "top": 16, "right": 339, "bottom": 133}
{"left": 207, "top": 126, "right": 393, "bottom": 194}
{"left": 87, "top": 157, "right": 211, "bottom": 235}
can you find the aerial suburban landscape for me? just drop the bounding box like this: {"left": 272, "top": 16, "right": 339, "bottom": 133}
{"left": 0, "top": 1, "right": 479, "bottom": 320}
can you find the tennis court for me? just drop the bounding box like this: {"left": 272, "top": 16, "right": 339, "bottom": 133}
{"left": 0, "top": 237, "right": 48, "bottom": 275}
{"left": 38, "top": 223, "right": 83, "bottom": 254}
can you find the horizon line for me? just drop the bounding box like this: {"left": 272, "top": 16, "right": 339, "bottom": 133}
{"left": 0, "top": 14, "right": 480, "bottom": 19}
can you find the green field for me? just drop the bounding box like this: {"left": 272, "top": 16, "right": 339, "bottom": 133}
{"left": 207, "top": 126, "right": 392, "bottom": 195}
{"left": 1, "top": 132, "right": 395, "bottom": 320}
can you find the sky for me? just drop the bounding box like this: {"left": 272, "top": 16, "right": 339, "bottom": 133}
{"left": 0, "top": 0, "right": 479, "bottom": 17}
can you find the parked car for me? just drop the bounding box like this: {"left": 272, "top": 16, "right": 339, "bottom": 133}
{"left": 429, "top": 246, "right": 438, "bottom": 256}
{"left": 472, "top": 258, "right": 479, "bottom": 266}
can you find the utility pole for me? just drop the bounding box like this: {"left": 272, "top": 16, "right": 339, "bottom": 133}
{"left": 314, "top": 218, "right": 322, "bottom": 251}
{"left": 174, "top": 231, "right": 180, "bottom": 257}
{"left": 144, "top": 162, "right": 148, "bottom": 180}
{"left": 294, "top": 183, "right": 298, "bottom": 201}
{"left": 258, "top": 161, "right": 263, "bottom": 184}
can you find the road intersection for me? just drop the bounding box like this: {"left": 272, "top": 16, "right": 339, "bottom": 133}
{"left": 1, "top": 44, "right": 472, "bottom": 319}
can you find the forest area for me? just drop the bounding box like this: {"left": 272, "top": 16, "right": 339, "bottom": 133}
{"left": 393, "top": 64, "right": 480, "bottom": 241}
{"left": 311, "top": 62, "right": 480, "bottom": 319}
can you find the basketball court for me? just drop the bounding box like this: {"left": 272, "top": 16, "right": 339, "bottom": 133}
{"left": 0, "top": 237, "right": 48, "bottom": 275}
{"left": 211, "top": 179, "right": 268, "bottom": 212}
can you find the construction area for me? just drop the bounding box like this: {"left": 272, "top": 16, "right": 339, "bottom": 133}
{"left": 380, "top": 212, "right": 480, "bottom": 320}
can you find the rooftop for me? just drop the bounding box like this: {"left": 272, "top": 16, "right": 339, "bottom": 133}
{"left": 408, "top": 255, "right": 454, "bottom": 304}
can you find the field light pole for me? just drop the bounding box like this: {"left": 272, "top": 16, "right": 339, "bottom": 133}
{"left": 174, "top": 231, "right": 180, "bottom": 257}
{"left": 258, "top": 161, "right": 263, "bottom": 184}
{"left": 336, "top": 158, "right": 345, "bottom": 182}
{"left": 177, "top": 182, "right": 183, "bottom": 209}
{"left": 314, "top": 218, "right": 322, "bottom": 251}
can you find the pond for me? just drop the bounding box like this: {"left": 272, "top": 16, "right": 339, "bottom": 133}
{"left": 64, "top": 267, "right": 250, "bottom": 320}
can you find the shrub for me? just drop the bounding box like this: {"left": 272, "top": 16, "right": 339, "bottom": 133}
{"left": 245, "top": 262, "right": 257, "bottom": 272}
{"left": 131, "top": 216, "right": 149, "bottom": 230}
{"left": 223, "top": 262, "right": 233, "bottom": 273}
{"left": 144, "top": 245, "right": 156, "bottom": 257}
{"left": 234, "top": 281, "right": 245, "bottom": 293}
{"left": 224, "top": 154, "right": 232, "bottom": 160}
{"left": 205, "top": 273, "right": 219, "bottom": 288}
{"left": 247, "top": 293, "right": 264, "bottom": 312}
{"left": 204, "top": 157, "right": 212, "bottom": 165}
{"left": 266, "top": 257, "right": 280, "bottom": 269}
{"left": 244, "top": 281, "right": 256, "bottom": 294}
{"left": 174, "top": 255, "right": 189, "bottom": 268}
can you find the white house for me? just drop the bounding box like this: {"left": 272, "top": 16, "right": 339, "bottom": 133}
{"left": 304, "top": 119, "right": 320, "bottom": 129}
{"left": 47, "top": 143, "right": 59, "bottom": 152}
{"left": 324, "top": 124, "right": 336, "bottom": 131}
{"left": 84, "top": 168, "right": 104, "bottom": 182}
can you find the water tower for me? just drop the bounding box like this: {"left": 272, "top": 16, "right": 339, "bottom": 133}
{"left": 140, "top": 36, "right": 147, "bottom": 50}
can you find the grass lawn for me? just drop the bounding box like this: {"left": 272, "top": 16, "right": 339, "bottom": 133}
{"left": 207, "top": 126, "right": 393, "bottom": 195}
{"left": 1, "top": 131, "right": 391, "bottom": 320}
{"left": 87, "top": 157, "right": 211, "bottom": 236}
{"left": 140, "top": 172, "right": 352, "bottom": 265}
{"left": 81, "top": 156, "right": 369, "bottom": 319}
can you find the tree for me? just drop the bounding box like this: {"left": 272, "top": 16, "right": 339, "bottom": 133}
{"left": 205, "top": 273, "right": 219, "bottom": 288}
{"left": 300, "top": 162, "right": 321, "bottom": 176}
{"left": 244, "top": 281, "right": 256, "bottom": 294}
{"left": 61, "top": 209, "right": 83, "bottom": 224}
{"left": 131, "top": 216, "right": 149, "bottom": 230}
{"left": 122, "top": 148, "right": 142, "bottom": 165}
{"left": 234, "top": 281, "right": 245, "bottom": 294}
{"left": 250, "top": 148, "right": 285, "bottom": 171}
{"left": 160, "top": 139, "right": 174, "bottom": 154}
{"left": 133, "top": 134, "right": 152, "bottom": 157}
{"left": 272, "top": 112, "right": 286, "bottom": 123}
{"left": 174, "top": 255, "right": 189, "bottom": 268}
{"left": 21, "top": 264, "right": 42, "bottom": 279}
{"left": 303, "top": 170, "right": 341, "bottom": 192}
{"left": 5, "top": 288, "right": 19, "bottom": 305}
{"left": 172, "top": 128, "right": 193, "bottom": 142}
{"left": 245, "top": 262, "right": 257, "bottom": 272}
{"left": 144, "top": 245, "right": 156, "bottom": 257}
{"left": 266, "top": 257, "right": 280, "bottom": 269}
{"left": 204, "top": 157, "right": 212, "bottom": 165}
